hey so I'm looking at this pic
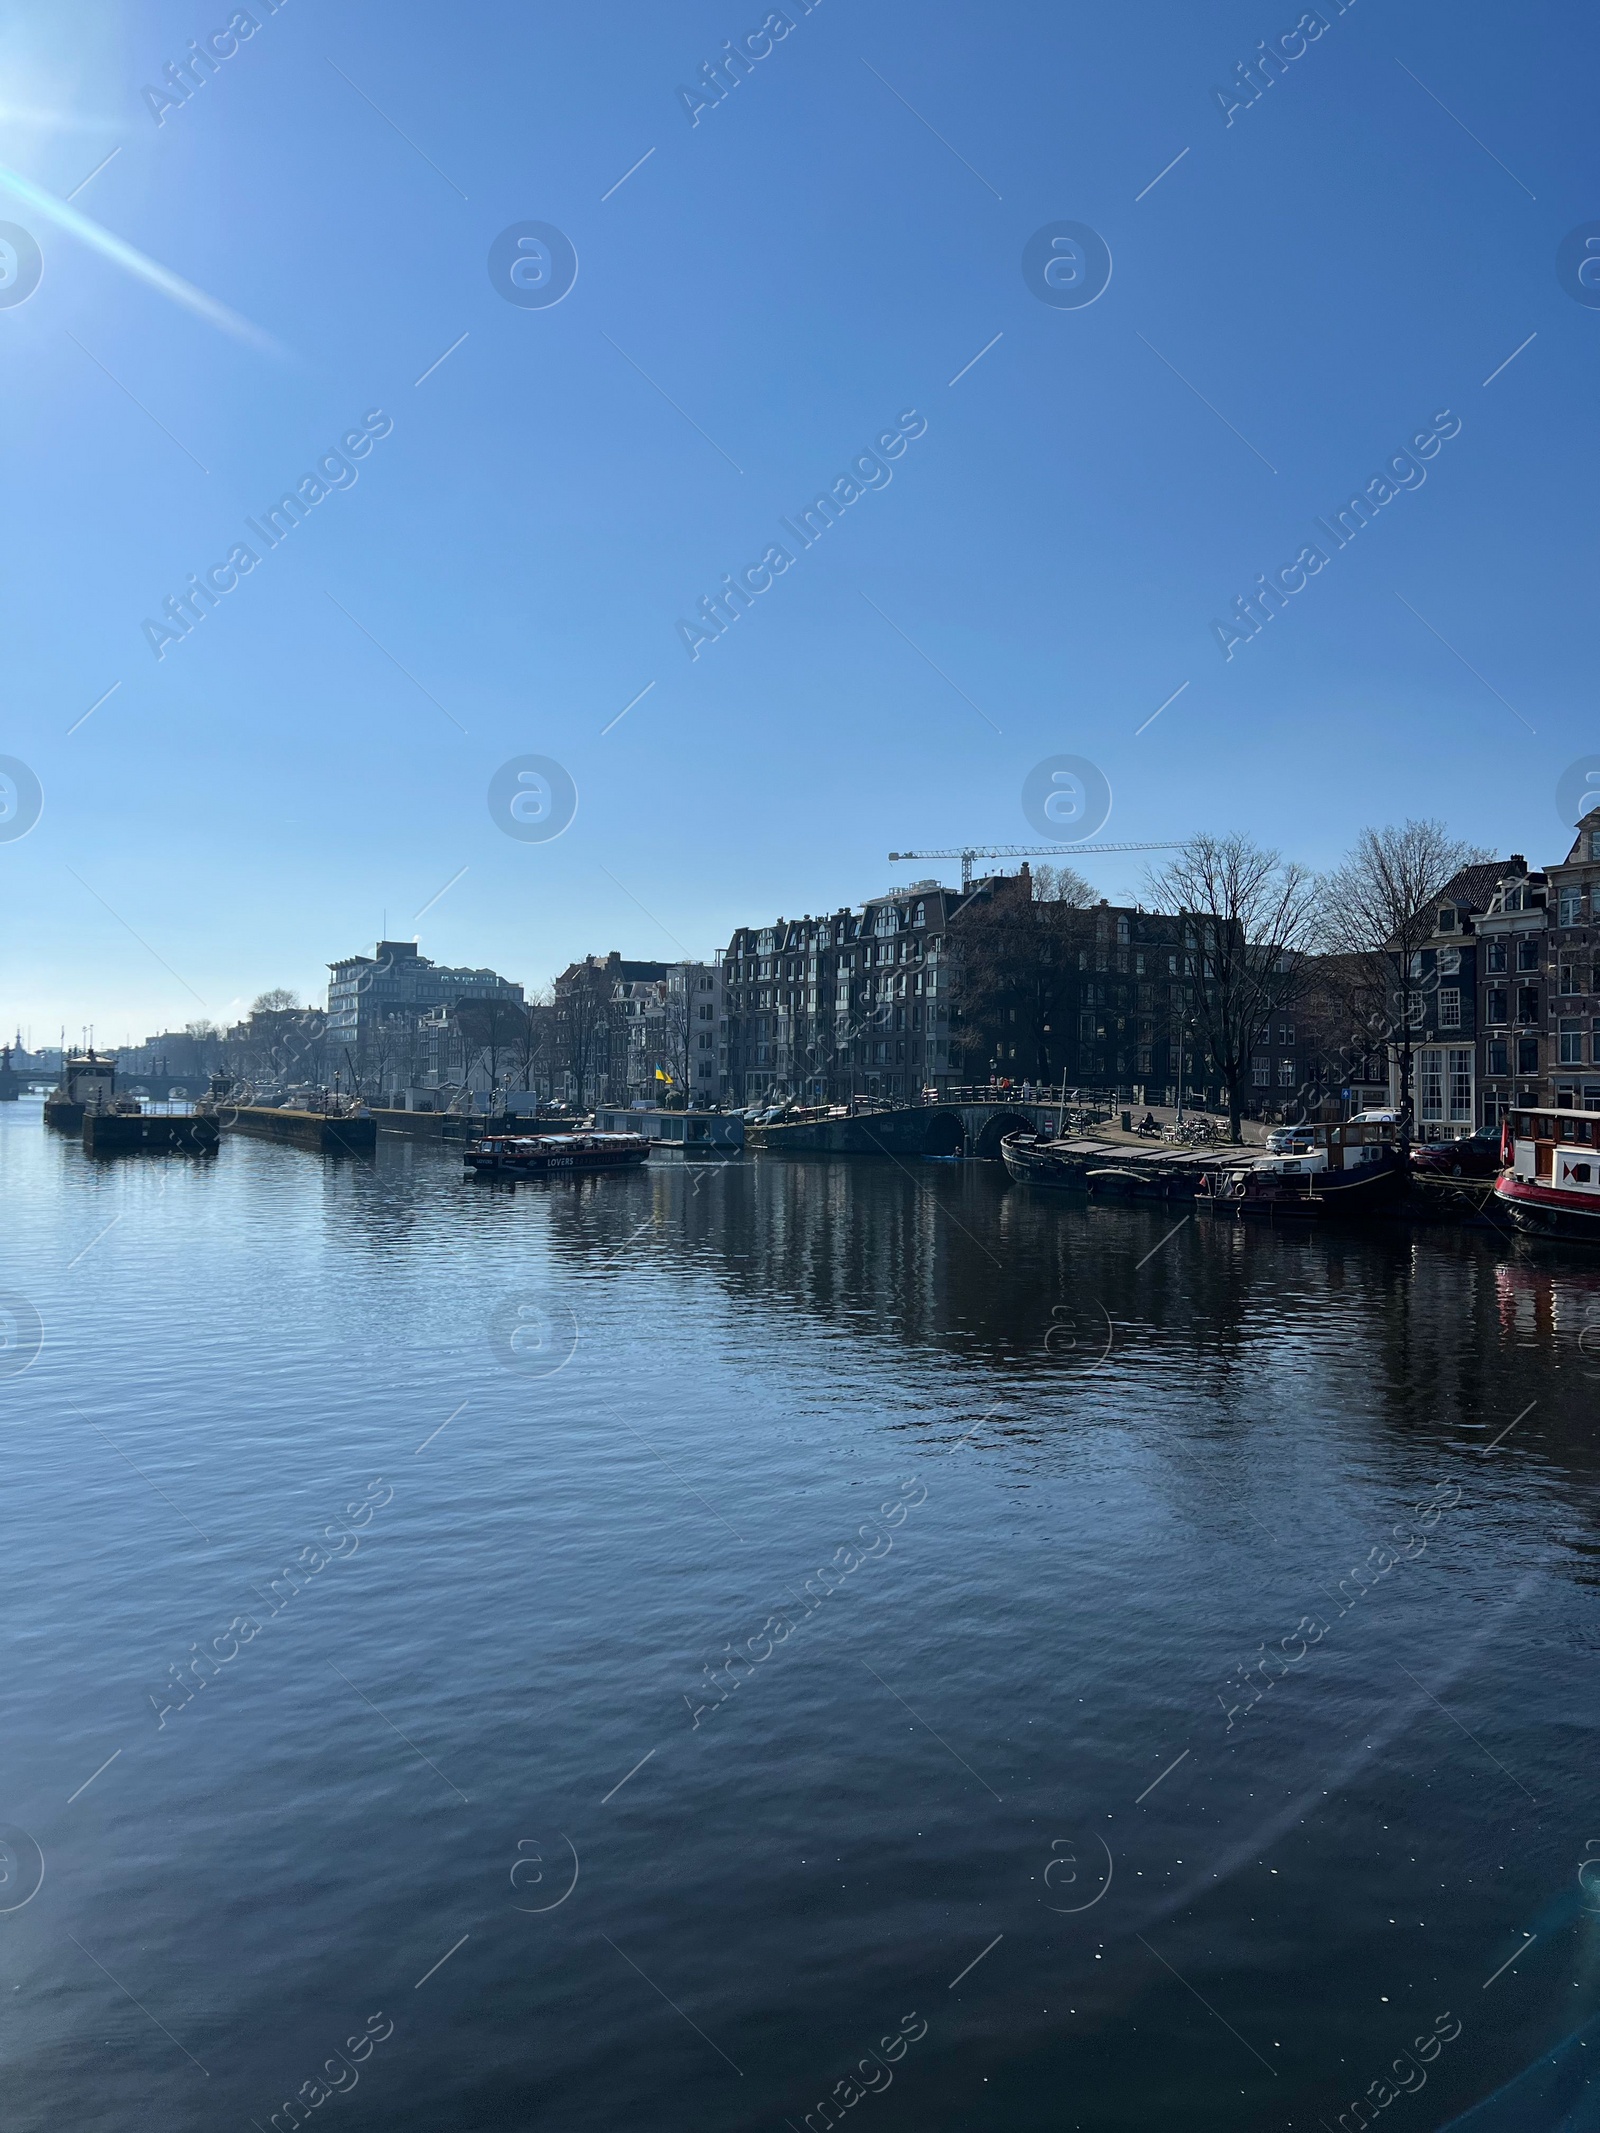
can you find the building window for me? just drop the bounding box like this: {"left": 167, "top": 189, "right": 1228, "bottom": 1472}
{"left": 1278, "top": 1058, "right": 1295, "bottom": 1086}
{"left": 1486, "top": 939, "right": 1507, "bottom": 973}
{"left": 1518, "top": 1037, "right": 1541, "bottom": 1074}
{"left": 1440, "top": 989, "right": 1461, "bottom": 1028}
{"left": 1486, "top": 988, "right": 1507, "bottom": 1024}
{"left": 1252, "top": 1058, "right": 1269, "bottom": 1087}
{"left": 1517, "top": 987, "right": 1540, "bottom": 1025}
{"left": 1560, "top": 886, "right": 1584, "bottom": 927}
{"left": 1437, "top": 907, "right": 1457, "bottom": 931}
{"left": 1487, "top": 1038, "right": 1509, "bottom": 1076}
{"left": 1517, "top": 939, "right": 1541, "bottom": 972}
{"left": 1560, "top": 965, "right": 1581, "bottom": 995}
{"left": 1568, "top": 1019, "right": 1592, "bottom": 1065}
{"left": 1449, "top": 1048, "right": 1472, "bottom": 1121}
{"left": 1419, "top": 1051, "right": 1443, "bottom": 1122}
{"left": 1437, "top": 946, "right": 1460, "bottom": 976}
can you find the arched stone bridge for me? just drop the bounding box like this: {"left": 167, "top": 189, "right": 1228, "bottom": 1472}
{"left": 748, "top": 1100, "right": 1074, "bottom": 1161}
{"left": 119, "top": 1072, "right": 215, "bottom": 1099}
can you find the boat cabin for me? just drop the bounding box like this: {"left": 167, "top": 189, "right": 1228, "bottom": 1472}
{"left": 1252, "top": 1117, "right": 1395, "bottom": 1176}
{"left": 60, "top": 1052, "right": 118, "bottom": 1110}
{"left": 1507, "top": 1104, "right": 1600, "bottom": 1196}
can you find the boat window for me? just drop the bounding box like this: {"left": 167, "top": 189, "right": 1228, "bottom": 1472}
{"left": 1571, "top": 1163, "right": 1593, "bottom": 1183}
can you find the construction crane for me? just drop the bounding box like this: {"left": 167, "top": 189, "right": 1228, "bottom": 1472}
{"left": 888, "top": 843, "right": 1184, "bottom": 891}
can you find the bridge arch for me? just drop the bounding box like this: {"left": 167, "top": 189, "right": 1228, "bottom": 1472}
{"left": 970, "top": 1108, "right": 1037, "bottom": 1161}
{"left": 922, "top": 1110, "right": 966, "bottom": 1157}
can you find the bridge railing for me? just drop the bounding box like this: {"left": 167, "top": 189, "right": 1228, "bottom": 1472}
{"left": 926, "top": 1086, "right": 1117, "bottom": 1110}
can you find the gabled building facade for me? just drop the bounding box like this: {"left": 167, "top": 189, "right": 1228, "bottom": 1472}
{"left": 1388, "top": 859, "right": 1510, "bottom": 1135}
{"left": 1542, "top": 805, "right": 1600, "bottom": 1112}
{"left": 1474, "top": 861, "right": 1543, "bottom": 1125}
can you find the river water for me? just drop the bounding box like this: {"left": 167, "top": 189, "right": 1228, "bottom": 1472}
{"left": 4, "top": 1099, "right": 1598, "bottom": 2132}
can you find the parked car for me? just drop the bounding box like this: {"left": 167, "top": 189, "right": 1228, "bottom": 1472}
{"left": 1265, "top": 1126, "right": 1317, "bottom": 1154}
{"left": 1410, "top": 1126, "right": 1503, "bottom": 1177}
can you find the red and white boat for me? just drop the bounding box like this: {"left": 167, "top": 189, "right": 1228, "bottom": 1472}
{"left": 1493, "top": 1105, "right": 1600, "bottom": 1243}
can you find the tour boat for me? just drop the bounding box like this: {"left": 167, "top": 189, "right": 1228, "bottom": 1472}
{"left": 464, "top": 1130, "right": 650, "bottom": 1181}
{"left": 1199, "top": 1116, "right": 1403, "bottom": 1217}
{"left": 1493, "top": 1105, "right": 1600, "bottom": 1243}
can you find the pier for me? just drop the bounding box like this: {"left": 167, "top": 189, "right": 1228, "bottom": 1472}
{"left": 82, "top": 1111, "right": 220, "bottom": 1156}
{"left": 367, "top": 1106, "right": 478, "bottom": 1143}
{"left": 749, "top": 1096, "right": 1082, "bottom": 1161}
{"left": 222, "top": 1107, "right": 376, "bottom": 1156}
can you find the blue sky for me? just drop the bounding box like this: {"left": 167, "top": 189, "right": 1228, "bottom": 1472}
{"left": 1, "top": 0, "right": 1595, "bottom": 1044}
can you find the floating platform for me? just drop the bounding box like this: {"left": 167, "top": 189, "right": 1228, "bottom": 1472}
{"left": 44, "top": 1098, "right": 85, "bottom": 1133}
{"left": 83, "top": 1111, "right": 219, "bottom": 1157}
{"left": 223, "top": 1107, "right": 376, "bottom": 1156}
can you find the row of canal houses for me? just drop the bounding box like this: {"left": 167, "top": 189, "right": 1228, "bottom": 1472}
{"left": 1401, "top": 809, "right": 1600, "bottom": 1132}
{"left": 719, "top": 871, "right": 1248, "bottom": 1111}
{"left": 716, "top": 809, "right": 1600, "bottom": 1127}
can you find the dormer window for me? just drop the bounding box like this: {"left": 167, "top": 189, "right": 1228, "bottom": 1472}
{"left": 1437, "top": 907, "right": 1457, "bottom": 931}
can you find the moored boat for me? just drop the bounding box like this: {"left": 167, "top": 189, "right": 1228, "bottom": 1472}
{"left": 1200, "top": 1116, "right": 1403, "bottom": 1217}
{"left": 1086, "top": 1164, "right": 1201, "bottom": 1202}
{"left": 1493, "top": 1104, "right": 1600, "bottom": 1243}
{"left": 464, "top": 1130, "right": 650, "bottom": 1181}
{"left": 1000, "top": 1132, "right": 1096, "bottom": 1188}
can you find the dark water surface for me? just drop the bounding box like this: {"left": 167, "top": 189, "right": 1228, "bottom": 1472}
{"left": 4, "top": 1099, "right": 1599, "bottom": 2132}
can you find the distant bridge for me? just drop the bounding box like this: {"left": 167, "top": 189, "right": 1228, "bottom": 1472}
{"left": 117, "top": 1072, "right": 215, "bottom": 1099}
{"left": 748, "top": 1097, "right": 1085, "bottom": 1161}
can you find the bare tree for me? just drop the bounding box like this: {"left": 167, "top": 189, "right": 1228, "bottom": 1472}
{"left": 510, "top": 993, "right": 554, "bottom": 1098}
{"left": 554, "top": 963, "right": 616, "bottom": 1107}
{"left": 252, "top": 988, "right": 300, "bottom": 1012}
{"left": 657, "top": 977, "right": 694, "bottom": 1103}
{"left": 1144, "top": 835, "right": 1320, "bottom": 1142}
{"left": 1319, "top": 820, "right": 1492, "bottom": 1154}
{"left": 453, "top": 997, "right": 529, "bottom": 1104}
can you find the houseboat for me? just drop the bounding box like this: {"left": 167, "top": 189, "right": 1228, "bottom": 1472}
{"left": 1493, "top": 1105, "right": 1600, "bottom": 1243}
{"left": 464, "top": 1130, "right": 650, "bottom": 1182}
{"left": 1200, "top": 1115, "right": 1403, "bottom": 1217}
{"left": 43, "top": 1050, "right": 118, "bottom": 1132}
{"left": 591, "top": 1106, "right": 745, "bottom": 1157}
{"left": 1001, "top": 1131, "right": 1095, "bottom": 1188}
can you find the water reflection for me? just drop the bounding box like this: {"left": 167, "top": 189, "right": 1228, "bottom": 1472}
{"left": 5, "top": 1110, "right": 1599, "bottom": 2133}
